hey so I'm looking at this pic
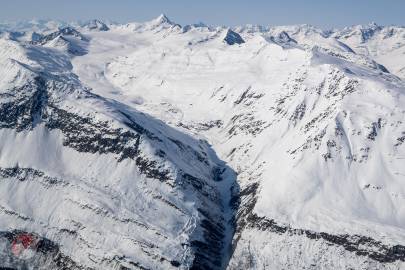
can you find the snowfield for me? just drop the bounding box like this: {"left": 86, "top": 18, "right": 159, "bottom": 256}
{"left": 0, "top": 15, "right": 405, "bottom": 269}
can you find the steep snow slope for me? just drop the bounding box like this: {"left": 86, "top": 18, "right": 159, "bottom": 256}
{"left": 0, "top": 26, "right": 237, "bottom": 270}
{"left": 70, "top": 16, "right": 405, "bottom": 269}
{"left": 1, "top": 16, "right": 405, "bottom": 270}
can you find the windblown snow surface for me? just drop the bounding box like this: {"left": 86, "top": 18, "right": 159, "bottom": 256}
{"left": 0, "top": 15, "right": 405, "bottom": 270}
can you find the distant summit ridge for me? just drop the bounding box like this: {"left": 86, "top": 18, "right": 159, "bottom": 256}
{"left": 144, "top": 14, "right": 179, "bottom": 31}
{"left": 83, "top": 19, "right": 109, "bottom": 31}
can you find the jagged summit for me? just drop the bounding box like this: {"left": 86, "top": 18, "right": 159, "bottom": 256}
{"left": 150, "top": 13, "right": 174, "bottom": 26}
{"left": 267, "top": 30, "right": 297, "bottom": 46}
{"left": 223, "top": 29, "right": 245, "bottom": 45}
{"left": 350, "top": 22, "right": 382, "bottom": 31}
{"left": 140, "top": 14, "right": 180, "bottom": 31}
{"left": 31, "top": 26, "right": 86, "bottom": 44}
{"left": 30, "top": 26, "right": 88, "bottom": 55}
{"left": 333, "top": 22, "right": 383, "bottom": 42}
{"left": 156, "top": 14, "right": 172, "bottom": 24}
{"left": 82, "top": 19, "right": 109, "bottom": 31}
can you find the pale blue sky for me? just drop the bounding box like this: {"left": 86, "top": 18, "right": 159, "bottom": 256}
{"left": 1, "top": 0, "right": 404, "bottom": 29}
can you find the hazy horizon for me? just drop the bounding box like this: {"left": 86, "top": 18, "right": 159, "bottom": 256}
{"left": 0, "top": 15, "right": 403, "bottom": 31}
{"left": 0, "top": 0, "right": 404, "bottom": 29}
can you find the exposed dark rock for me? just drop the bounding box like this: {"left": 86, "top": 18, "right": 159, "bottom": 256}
{"left": 248, "top": 213, "right": 405, "bottom": 263}
{"left": 45, "top": 106, "right": 144, "bottom": 162}
{"left": 290, "top": 102, "right": 306, "bottom": 125}
{"left": 0, "top": 76, "right": 48, "bottom": 132}
{"left": 358, "top": 23, "right": 382, "bottom": 43}
{"left": 0, "top": 167, "right": 59, "bottom": 186}
{"left": 170, "top": 260, "right": 180, "bottom": 267}
{"left": 234, "top": 87, "right": 264, "bottom": 105}
{"left": 367, "top": 118, "right": 382, "bottom": 140}
{"left": 191, "top": 214, "right": 225, "bottom": 270}
{"left": 227, "top": 113, "right": 268, "bottom": 137}
{"left": 223, "top": 29, "right": 245, "bottom": 45}
{"left": 269, "top": 31, "right": 297, "bottom": 47}
{"left": 0, "top": 75, "right": 173, "bottom": 182}
{"left": 29, "top": 27, "right": 88, "bottom": 56}
{"left": 31, "top": 27, "right": 87, "bottom": 45}
{"left": 234, "top": 180, "right": 405, "bottom": 266}
{"left": 84, "top": 20, "right": 109, "bottom": 31}
{"left": 395, "top": 132, "right": 405, "bottom": 146}
{"left": 178, "top": 120, "right": 223, "bottom": 132}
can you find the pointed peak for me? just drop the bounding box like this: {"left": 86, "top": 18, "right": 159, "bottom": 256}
{"left": 347, "top": 22, "right": 382, "bottom": 42}
{"left": 84, "top": 19, "right": 109, "bottom": 31}
{"left": 363, "top": 22, "right": 381, "bottom": 30}
{"left": 154, "top": 14, "right": 173, "bottom": 25}
{"left": 223, "top": 29, "right": 245, "bottom": 45}
{"left": 143, "top": 14, "right": 180, "bottom": 31}
{"left": 58, "top": 26, "right": 80, "bottom": 34}
{"left": 266, "top": 31, "right": 297, "bottom": 47}
{"left": 276, "top": 31, "right": 294, "bottom": 41}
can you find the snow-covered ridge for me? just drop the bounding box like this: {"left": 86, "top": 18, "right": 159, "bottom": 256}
{"left": 0, "top": 15, "right": 405, "bottom": 269}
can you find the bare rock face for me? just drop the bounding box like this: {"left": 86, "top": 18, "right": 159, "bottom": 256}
{"left": 223, "top": 29, "right": 245, "bottom": 45}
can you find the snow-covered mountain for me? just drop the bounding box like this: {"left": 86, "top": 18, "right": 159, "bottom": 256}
{"left": 0, "top": 15, "right": 405, "bottom": 269}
